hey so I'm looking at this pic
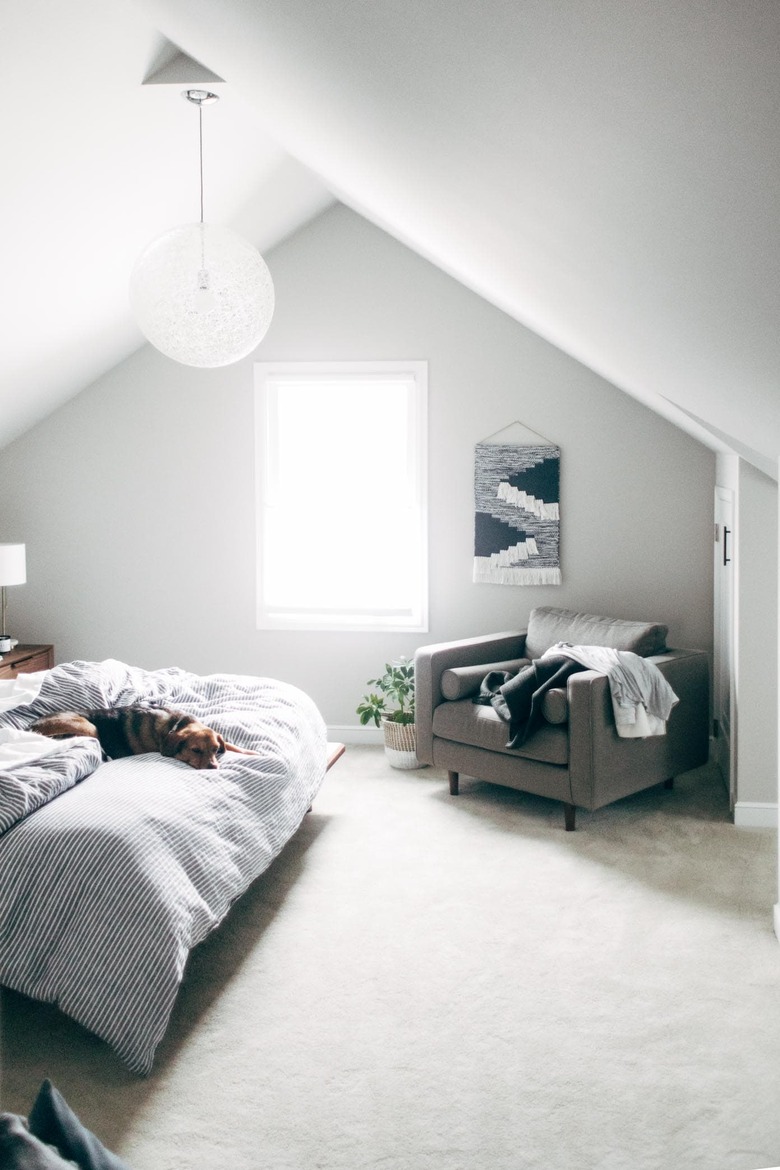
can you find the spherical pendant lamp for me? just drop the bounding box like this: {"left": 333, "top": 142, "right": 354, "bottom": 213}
{"left": 130, "top": 90, "right": 275, "bottom": 368}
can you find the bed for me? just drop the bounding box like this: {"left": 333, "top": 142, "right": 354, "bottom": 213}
{"left": 0, "top": 657, "right": 328, "bottom": 1075}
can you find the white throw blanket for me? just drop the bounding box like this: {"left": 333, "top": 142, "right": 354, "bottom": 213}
{"left": 0, "top": 671, "right": 46, "bottom": 713}
{"left": 542, "top": 642, "right": 678, "bottom": 737}
{"left": 0, "top": 727, "right": 78, "bottom": 769}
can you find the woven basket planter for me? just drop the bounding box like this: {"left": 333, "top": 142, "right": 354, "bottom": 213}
{"left": 381, "top": 718, "right": 419, "bottom": 770}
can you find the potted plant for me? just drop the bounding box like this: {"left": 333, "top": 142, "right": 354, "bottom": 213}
{"left": 357, "top": 657, "right": 421, "bottom": 769}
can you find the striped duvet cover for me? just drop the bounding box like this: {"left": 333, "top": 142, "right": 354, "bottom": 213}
{"left": 0, "top": 659, "right": 327, "bottom": 1074}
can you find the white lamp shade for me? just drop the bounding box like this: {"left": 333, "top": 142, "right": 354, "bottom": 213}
{"left": 129, "top": 222, "right": 275, "bottom": 368}
{"left": 0, "top": 544, "right": 26, "bottom": 586}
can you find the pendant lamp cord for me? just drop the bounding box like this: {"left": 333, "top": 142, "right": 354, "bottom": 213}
{"left": 183, "top": 89, "right": 219, "bottom": 287}
{"left": 197, "top": 103, "right": 207, "bottom": 284}
{"left": 198, "top": 105, "right": 205, "bottom": 224}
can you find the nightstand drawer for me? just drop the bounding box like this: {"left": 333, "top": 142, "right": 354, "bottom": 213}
{"left": 0, "top": 644, "right": 54, "bottom": 679}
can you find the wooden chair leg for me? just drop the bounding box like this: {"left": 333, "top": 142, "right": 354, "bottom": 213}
{"left": 664, "top": 778, "right": 674, "bottom": 789}
{"left": 448, "top": 771, "right": 459, "bottom": 795}
{"left": 564, "top": 802, "right": 576, "bottom": 831}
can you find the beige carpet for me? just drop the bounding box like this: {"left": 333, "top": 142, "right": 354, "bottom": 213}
{"left": 1, "top": 748, "right": 779, "bottom": 1170}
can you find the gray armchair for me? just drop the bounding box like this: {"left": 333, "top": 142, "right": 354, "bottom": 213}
{"left": 415, "top": 606, "right": 710, "bottom": 830}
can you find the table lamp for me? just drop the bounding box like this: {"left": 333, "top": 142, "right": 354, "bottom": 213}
{"left": 0, "top": 543, "right": 26, "bottom": 651}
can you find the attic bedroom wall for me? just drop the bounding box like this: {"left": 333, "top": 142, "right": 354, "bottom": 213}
{"left": 0, "top": 203, "right": 715, "bottom": 736}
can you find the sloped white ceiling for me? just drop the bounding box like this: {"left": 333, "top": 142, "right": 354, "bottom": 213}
{"left": 2, "top": 0, "right": 332, "bottom": 449}
{"left": 5, "top": 0, "right": 779, "bottom": 476}
{"left": 137, "top": 0, "right": 780, "bottom": 476}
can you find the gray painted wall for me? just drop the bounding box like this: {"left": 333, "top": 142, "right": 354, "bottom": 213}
{"left": 0, "top": 204, "right": 715, "bottom": 734}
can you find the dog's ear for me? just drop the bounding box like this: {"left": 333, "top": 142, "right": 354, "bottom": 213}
{"left": 161, "top": 714, "right": 196, "bottom": 758}
{"left": 216, "top": 734, "right": 227, "bottom": 757}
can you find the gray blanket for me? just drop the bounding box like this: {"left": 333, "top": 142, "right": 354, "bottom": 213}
{"left": 475, "top": 653, "right": 584, "bottom": 747}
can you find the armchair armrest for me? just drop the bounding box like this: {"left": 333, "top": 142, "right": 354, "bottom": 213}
{"left": 414, "top": 631, "right": 527, "bottom": 765}
{"left": 567, "top": 648, "right": 710, "bottom": 811}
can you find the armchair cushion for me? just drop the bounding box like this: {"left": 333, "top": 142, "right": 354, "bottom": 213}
{"left": 525, "top": 606, "right": 668, "bottom": 660}
{"left": 433, "top": 699, "right": 569, "bottom": 765}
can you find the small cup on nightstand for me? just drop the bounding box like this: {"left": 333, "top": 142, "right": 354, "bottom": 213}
{"left": 0, "top": 636, "right": 12, "bottom": 653}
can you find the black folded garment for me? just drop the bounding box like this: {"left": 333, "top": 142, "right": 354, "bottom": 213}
{"left": 0, "top": 1079, "right": 130, "bottom": 1170}
{"left": 475, "top": 654, "right": 583, "bottom": 748}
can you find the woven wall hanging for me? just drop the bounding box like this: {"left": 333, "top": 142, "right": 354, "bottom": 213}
{"left": 473, "top": 425, "right": 561, "bottom": 585}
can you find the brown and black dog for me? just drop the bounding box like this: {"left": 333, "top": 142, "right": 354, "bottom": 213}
{"left": 31, "top": 705, "right": 255, "bottom": 770}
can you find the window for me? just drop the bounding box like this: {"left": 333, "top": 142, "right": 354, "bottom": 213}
{"left": 255, "top": 361, "right": 428, "bottom": 632}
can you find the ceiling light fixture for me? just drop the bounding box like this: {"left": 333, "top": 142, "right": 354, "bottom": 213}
{"left": 129, "top": 89, "right": 275, "bottom": 368}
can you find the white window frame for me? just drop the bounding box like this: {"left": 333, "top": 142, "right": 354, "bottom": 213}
{"left": 254, "top": 360, "right": 428, "bottom": 632}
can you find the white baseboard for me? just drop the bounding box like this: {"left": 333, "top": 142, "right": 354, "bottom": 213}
{"left": 733, "top": 801, "right": 778, "bottom": 829}
{"left": 326, "top": 723, "right": 383, "bottom": 745}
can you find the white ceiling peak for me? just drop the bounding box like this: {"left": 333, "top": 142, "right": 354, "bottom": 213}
{"left": 142, "top": 40, "right": 224, "bottom": 86}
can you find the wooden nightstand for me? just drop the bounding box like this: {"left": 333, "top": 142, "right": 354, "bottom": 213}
{"left": 0, "top": 644, "right": 54, "bottom": 679}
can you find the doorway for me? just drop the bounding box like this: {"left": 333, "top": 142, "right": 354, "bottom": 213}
{"left": 713, "top": 486, "right": 735, "bottom": 810}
